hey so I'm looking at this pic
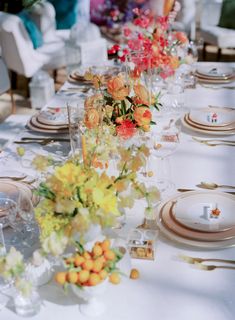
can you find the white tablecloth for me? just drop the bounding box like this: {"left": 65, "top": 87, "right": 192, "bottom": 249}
{"left": 0, "top": 62, "right": 235, "bottom": 320}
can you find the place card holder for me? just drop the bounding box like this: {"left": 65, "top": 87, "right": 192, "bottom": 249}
{"left": 127, "top": 227, "right": 159, "bottom": 260}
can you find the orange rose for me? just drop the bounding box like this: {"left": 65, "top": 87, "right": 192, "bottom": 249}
{"left": 169, "top": 56, "right": 180, "bottom": 70}
{"left": 163, "top": 0, "right": 175, "bottom": 16}
{"left": 84, "top": 94, "right": 103, "bottom": 109}
{"left": 174, "top": 31, "right": 188, "bottom": 44}
{"left": 134, "top": 107, "right": 152, "bottom": 127}
{"left": 84, "top": 108, "right": 100, "bottom": 129}
{"left": 107, "top": 75, "right": 130, "bottom": 100}
{"left": 134, "top": 84, "right": 154, "bottom": 106}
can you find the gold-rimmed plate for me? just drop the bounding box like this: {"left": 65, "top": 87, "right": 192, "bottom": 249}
{"left": 185, "top": 114, "right": 235, "bottom": 131}
{"left": 170, "top": 192, "right": 235, "bottom": 233}
{"left": 26, "top": 116, "right": 68, "bottom": 134}
{"left": 36, "top": 108, "right": 68, "bottom": 126}
{"left": 157, "top": 191, "right": 235, "bottom": 249}
{"left": 196, "top": 66, "right": 234, "bottom": 79}
{"left": 181, "top": 115, "right": 235, "bottom": 136}
{"left": 189, "top": 108, "right": 235, "bottom": 128}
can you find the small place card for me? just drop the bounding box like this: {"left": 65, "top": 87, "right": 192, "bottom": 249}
{"left": 127, "top": 224, "right": 158, "bottom": 260}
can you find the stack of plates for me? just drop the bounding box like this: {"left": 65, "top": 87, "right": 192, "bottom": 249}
{"left": 195, "top": 66, "right": 235, "bottom": 84}
{"left": 27, "top": 108, "right": 69, "bottom": 134}
{"left": 158, "top": 190, "right": 235, "bottom": 249}
{"left": 181, "top": 107, "right": 235, "bottom": 135}
{"left": 0, "top": 179, "right": 39, "bottom": 227}
{"left": 68, "top": 66, "right": 121, "bottom": 84}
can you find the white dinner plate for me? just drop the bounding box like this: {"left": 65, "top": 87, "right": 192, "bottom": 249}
{"left": 189, "top": 108, "right": 235, "bottom": 127}
{"left": 172, "top": 192, "right": 235, "bottom": 232}
{"left": 181, "top": 115, "right": 235, "bottom": 136}
{"left": 196, "top": 66, "right": 234, "bottom": 79}
{"left": 157, "top": 191, "right": 235, "bottom": 249}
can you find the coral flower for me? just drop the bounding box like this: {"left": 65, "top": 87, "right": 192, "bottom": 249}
{"left": 133, "top": 107, "right": 152, "bottom": 127}
{"left": 107, "top": 75, "right": 130, "bottom": 100}
{"left": 116, "top": 119, "right": 137, "bottom": 139}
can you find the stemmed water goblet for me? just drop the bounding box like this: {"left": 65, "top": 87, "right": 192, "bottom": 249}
{"left": 146, "top": 122, "right": 180, "bottom": 196}
{"left": 17, "top": 191, "right": 39, "bottom": 246}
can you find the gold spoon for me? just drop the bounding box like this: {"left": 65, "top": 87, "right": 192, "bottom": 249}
{"left": 197, "top": 182, "right": 235, "bottom": 190}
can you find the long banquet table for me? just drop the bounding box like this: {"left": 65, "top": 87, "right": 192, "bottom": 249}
{"left": 0, "top": 62, "right": 235, "bottom": 320}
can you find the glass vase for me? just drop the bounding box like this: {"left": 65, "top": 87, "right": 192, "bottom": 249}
{"left": 13, "top": 288, "right": 41, "bottom": 317}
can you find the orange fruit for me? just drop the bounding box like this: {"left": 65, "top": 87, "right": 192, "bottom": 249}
{"left": 100, "top": 239, "right": 111, "bottom": 251}
{"left": 130, "top": 268, "right": 140, "bottom": 280}
{"left": 99, "top": 269, "right": 108, "bottom": 280}
{"left": 74, "top": 255, "right": 85, "bottom": 267}
{"left": 82, "top": 259, "right": 94, "bottom": 271}
{"left": 92, "top": 244, "right": 103, "bottom": 257}
{"left": 78, "top": 270, "right": 90, "bottom": 284}
{"left": 55, "top": 272, "right": 67, "bottom": 285}
{"left": 83, "top": 251, "right": 92, "bottom": 260}
{"left": 109, "top": 272, "right": 121, "bottom": 285}
{"left": 67, "top": 271, "right": 78, "bottom": 284}
{"left": 92, "top": 259, "right": 103, "bottom": 273}
{"left": 88, "top": 273, "right": 101, "bottom": 286}
{"left": 104, "top": 249, "right": 115, "bottom": 261}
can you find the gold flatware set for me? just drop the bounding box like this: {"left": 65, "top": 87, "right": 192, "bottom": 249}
{"left": 192, "top": 137, "right": 235, "bottom": 147}
{"left": 179, "top": 254, "right": 235, "bottom": 271}
{"left": 14, "top": 137, "right": 70, "bottom": 146}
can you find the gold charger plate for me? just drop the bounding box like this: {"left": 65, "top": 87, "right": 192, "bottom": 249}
{"left": 157, "top": 191, "right": 235, "bottom": 249}
{"left": 0, "top": 180, "right": 39, "bottom": 206}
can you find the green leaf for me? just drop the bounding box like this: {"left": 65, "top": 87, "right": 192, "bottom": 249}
{"left": 74, "top": 242, "right": 85, "bottom": 255}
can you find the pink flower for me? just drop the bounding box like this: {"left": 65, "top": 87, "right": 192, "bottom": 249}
{"left": 123, "top": 27, "right": 132, "bottom": 37}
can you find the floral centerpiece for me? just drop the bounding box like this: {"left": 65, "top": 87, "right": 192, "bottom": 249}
{"left": 35, "top": 147, "right": 160, "bottom": 247}
{"left": 83, "top": 71, "right": 159, "bottom": 140}
{"left": 109, "top": 8, "right": 189, "bottom": 80}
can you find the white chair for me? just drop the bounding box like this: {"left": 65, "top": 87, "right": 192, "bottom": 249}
{"left": 0, "top": 11, "right": 67, "bottom": 80}
{"left": 28, "top": 1, "right": 70, "bottom": 43}
{"left": 0, "top": 57, "right": 15, "bottom": 120}
{"left": 200, "top": 0, "right": 235, "bottom": 60}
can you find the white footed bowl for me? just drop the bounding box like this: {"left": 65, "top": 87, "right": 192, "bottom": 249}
{"left": 71, "top": 279, "right": 107, "bottom": 317}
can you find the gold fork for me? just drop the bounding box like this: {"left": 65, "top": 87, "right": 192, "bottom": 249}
{"left": 179, "top": 254, "right": 235, "bottom": 265}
